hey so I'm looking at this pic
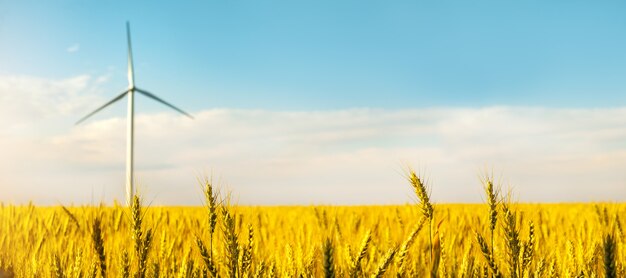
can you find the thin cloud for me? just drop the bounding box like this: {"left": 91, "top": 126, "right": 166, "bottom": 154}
{"left": 0, "top": 74, "right": 102, "bottom": 125}
{"left": 1, "top": 75, "right": 626, "bottom": 205}
{"left": 66, "top": 43, "right": 80, "bottom": 53}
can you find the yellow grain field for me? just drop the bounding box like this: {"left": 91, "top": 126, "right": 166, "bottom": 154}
{"left": 0, "top": 172, "right": 623, "bottom": 277}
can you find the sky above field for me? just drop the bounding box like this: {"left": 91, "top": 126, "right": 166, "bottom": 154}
{"left": 1, "top": 1, "right": 626, "bottom": 205}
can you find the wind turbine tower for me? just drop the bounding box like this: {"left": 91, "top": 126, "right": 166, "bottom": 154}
{"left": 76, "top": 22, "right": 193, "bottom": 205}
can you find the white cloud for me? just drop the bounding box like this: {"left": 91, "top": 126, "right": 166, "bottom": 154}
{"left": 66, "top": 43, "right": 80, "bottom": 53}
{"left": 0, "top": 74, "right": 105, "bottom": 136}
{"left": 1, "top": 75, "right": 626, "bottom": 205}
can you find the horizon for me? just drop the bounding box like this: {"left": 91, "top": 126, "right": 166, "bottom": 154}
{"left": 1, "top": 1, "right": 626, "bottom": 205}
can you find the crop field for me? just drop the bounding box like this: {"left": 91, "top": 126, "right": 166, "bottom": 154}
{"left": 0, "top": 172, "right": 624, "bottom": 277}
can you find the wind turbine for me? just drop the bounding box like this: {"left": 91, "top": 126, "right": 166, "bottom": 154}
{"left": 76, "top": 22, "right": 193, "bottom": 205}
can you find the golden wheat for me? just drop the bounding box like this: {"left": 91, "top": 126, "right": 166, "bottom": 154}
{"left": 0, "top": 172, "right": 623, "bottom": 277}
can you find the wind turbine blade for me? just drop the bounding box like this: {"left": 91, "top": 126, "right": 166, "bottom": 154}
{"left": 75, "top": 90, "right": 129, "bottom": 125}
{"left": 135, "top": 88, "right": 194, "bottom": 119}
{"left": 126, "top": 21, "right": 135, "bottom": 87}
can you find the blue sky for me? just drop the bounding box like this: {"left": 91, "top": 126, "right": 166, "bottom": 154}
{"left": 1, "top": 1, "right": 626, "bottom": 204}
{"left": 2, "top": 1, "right": 626, "bottom": 110}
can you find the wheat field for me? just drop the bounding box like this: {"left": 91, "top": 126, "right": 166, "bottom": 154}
{"left": 0, "top": 172, "right": 623, "bottom": 277}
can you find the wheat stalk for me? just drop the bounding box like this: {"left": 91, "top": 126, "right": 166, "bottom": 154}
{"left": 603, "top": 233, "right": 616, "bottom": 278}
{"left": 196, "top": 236, "right": 218, "bottom": 277}
{"left": 91, "top": 217, "right": 106, "bottom": 278}
{"left": 70, "top": 249, "right": 82, "bottom": 278}
{"left": 240, "top": 224, "right": 254, "bottom": 275}
{"left": 407, "top": 169, "right": 435, "bottom": 271}
{"left": 120, "top": 251, "right": 130, "bottom": 278}
{"left": 203, "top": 177, "right": 219, "bottom": 263}
{"left": 371, "top": 247, "right": 397, "bottom": 278}
{"left": 53, "top": 255, "right": 65, "bottom": 278}
{"left": 520, "top": 221, "right": 535, "bottom": 277}
{"left": 349, "top": 230, "right": 371, "bottom": 278}
{"left": 502, "top": 202, "right": 520, "bottom": 278}
{"left": 323, "top": 238, "right": 335, "bottom": 278}
{"left": 396, "top": 216, "right": 427, "bottom": 274}
{"left": 61, "top": 206, "right": 81, "bottom": 230}
{"left": 460, "top": 245, "right": 475, "bottom": 278}
{"left": 130, "top": 195, "right": 153, "bottom": 278}
{"left": 222, "top": 206, "right": 239, "bottom": 278}
{"left": 476, "top": 232, "right": 502, "bottom": 278}
{"left": 482, "top": 174, "right": 500, "bottom": 264}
